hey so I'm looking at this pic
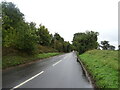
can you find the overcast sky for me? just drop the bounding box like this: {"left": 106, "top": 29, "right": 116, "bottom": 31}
{"left": 3, "top": 0, "right": 119, "bottom": 49}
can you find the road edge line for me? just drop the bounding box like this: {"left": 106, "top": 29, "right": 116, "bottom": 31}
{"left": 75, "top": 51, "right": 95, "bottom": 89}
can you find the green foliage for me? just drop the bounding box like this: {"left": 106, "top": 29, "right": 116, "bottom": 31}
{"left": 51, "top": 33, "right": 73, "bottom": 52}
{"left": 100, "top": 41, "right": 110, "bottom": 50}
{"left": 54, "top": 40, "right": 63, "bottom": 52}
{"left": 36, "top": 53, "right": 60, "bottom": 59}
{"left": 16, "top": 32, "right": 37, "bottom": 54}
{"left": 3, "top": 52, "right": 60, "bottom": 69}
{"left": 51, "top": 33, "right": 64, "bottom": 52}
{"left": 63, "top": 41, "right": 72, "bottom": 52}
{"left": 73, "top": 31, "right": 99, "bottom": 54}
{"left": 2, "top": 1, "right": 73, "bottom": 55}
{"left": 80, "top": 50, "right": 118, "bottom": 88}
{"left": 2, "top": 1, "right": 38, "bottom": 54}
{"left": 54, "top": 33, "right": 64, "bottom": 42}
{"left": 2, "top": 2, "right": 24, "bottom": 28}
{"left": 2, "top": 1, "right": 24, "bottom": 47}
{"left": 2, "top": 27, "right": 17, "bottom": 47}
{"left": 37, "top": 45, "right": 57, "bottom": 53}
{"left": 37, "top": 24, "right": 52, "bottom": 46}
{"left": 100, "top": 41, "right": 115, "bottom": 50}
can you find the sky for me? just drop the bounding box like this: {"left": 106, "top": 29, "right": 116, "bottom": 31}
{"left": 2, "top": 0, "right": 119, "bottom": 49}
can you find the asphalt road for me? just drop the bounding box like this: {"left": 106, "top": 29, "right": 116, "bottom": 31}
{"left": 2, "top": 52, "right": 93, "bottom": 89}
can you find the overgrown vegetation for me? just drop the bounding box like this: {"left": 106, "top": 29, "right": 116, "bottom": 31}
{"left": 99, "top": 40, "right": 115, "bottom": 50}
{"left": 80, "top": 50, "right": 118, "bottom": 88}
{"left": 2, "top": 45, "right": 60, "bottom": 69}
{"left": 3, "top": 51, "right": 60, "bottom": 69}
{"left": 72, "top": 31, "right": 99, "bottom": 54}
{"left": 2, "top": 1, "right": 100, "bottom": 56}
{"left": 2, "top": 3, "right": 119, "bottom": 89}
{"left": 2, "top": 1, "right": 73, "bottom": 68}
{"left": 2, "top": 1, "right": 73, "bottom": 54}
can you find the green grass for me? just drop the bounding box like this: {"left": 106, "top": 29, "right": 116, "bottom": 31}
{"left": 2, "top": 52, "right": 60, "bottom": 69}
{"left": 79, "top": 49, "right": 118, "bottom": 88}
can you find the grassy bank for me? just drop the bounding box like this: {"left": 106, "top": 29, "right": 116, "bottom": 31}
{"left": 79, "top": 50, "right": 118, "bottom": 88}
{"left": 3, "top": 52, "right": 60, "bottom": 69}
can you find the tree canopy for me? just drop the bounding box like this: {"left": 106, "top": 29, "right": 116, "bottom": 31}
{"left": 72, "top": 31, "right": 99, "bottom": 54}
{"left": 100, "top": 40, "right": 115, "bottom": 50}
{"left": 2, "top": 1, "right": 116, "bottom": 55}
{"left": 37, "top": 24, "right": 52, "bottom": 46}
{"left": 2, "top": 1, "right": 73, "bottom": 54}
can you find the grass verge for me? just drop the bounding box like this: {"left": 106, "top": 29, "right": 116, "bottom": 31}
{"left": 3, "top": 52, "right": 60, "bottom": 69}
{"left": 79, "top": 49, "right": 118, "bottom": 88}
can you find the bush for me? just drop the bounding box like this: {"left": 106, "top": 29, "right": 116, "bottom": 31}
{"left": 15, "top": 33, "right": 37, "bottom": 54}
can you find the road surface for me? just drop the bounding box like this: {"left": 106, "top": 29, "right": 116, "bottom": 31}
{"left": 2, "top": 52, "right": 93, "bottom": 89}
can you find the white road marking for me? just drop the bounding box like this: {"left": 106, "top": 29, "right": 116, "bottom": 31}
{"left": 52, "top": 60, "right": 62, "bottom": 66}
{"left": 11, "top": 71, "right": 44, "bottom": 90}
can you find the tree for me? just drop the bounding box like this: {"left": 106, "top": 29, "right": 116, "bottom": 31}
{"left": 51, "top": 33, "right": 64, "bottom": 52}
{"left": 100, "top": 41, "right": 116, "bottom": 50}
{"left": 1, "top": 1, "right": 74, "bottom": 54}
{"left": 15, "top": 22, "right": 38, "bottom": 54}
{"left": 54, "top": 40, "right": 63, "bottom": 52}
{"left": 2, "top": 1, "right": 38, "bottom": 54}
{"left": 2, "top": 1, "right": 24, "bottom": 47}
{"left": 51, "top": 33, "right": 72, "bottom": 52}
{"left": 37, "top": 24, "right": 52, "bottom": 46}
{"left": 63, "top": 41, "right": 71, "bottom": 52}
{"left": 29, "top": 22, "right": 37, "bottom": 32}
{"left": 54, "top": 33, "right": 64, "bottom": 42}
{"left": 72, "top": 31, "right": 99, "bottom": 54}
{"left": 2, "top": 2, "right": 24, "bottom": 29}
{"left": 100, "top": 41, "right": 110, "bottom": 50}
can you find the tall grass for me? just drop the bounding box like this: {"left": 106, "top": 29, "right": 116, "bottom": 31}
{"left": 3, "top": 53, "right": 60, "bottom": 69}
{"left": 80, "top": 50, "right": 118, "bottom": 88}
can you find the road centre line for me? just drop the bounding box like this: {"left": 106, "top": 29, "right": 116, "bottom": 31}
{"left": 52, "top": 60, "right": 62, "bottom": 67}
{"left": 11, "top": 60, "right": 62, "bottom": 89}
{"left": 11, "top": 71, "right": 44, "bottom": 90}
